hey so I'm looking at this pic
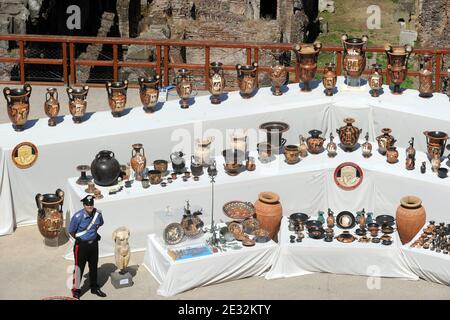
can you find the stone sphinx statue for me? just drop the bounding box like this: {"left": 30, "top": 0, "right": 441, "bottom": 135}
{"left": 112, "top": 227, "right": 130, "bottom": 274}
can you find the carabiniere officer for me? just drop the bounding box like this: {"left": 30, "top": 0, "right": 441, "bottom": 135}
{"left": 68, "top": 195, "right": 107, "bottom": 299}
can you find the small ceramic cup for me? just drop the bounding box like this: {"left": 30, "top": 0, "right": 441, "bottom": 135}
{"left": 438, "top": 167, "right": 448, "bottom": 178}
{"left": 141, "top": 178, "right": 150, "bottom": 189}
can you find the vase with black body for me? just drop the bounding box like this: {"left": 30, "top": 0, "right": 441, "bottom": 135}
{"left": 106, "top": 80, "right": 128, "bottom": 117}
{"left": 3, "top": 83, "right": 32, "bottom": 131}
{"left": 91, "top": 150, "right": 121, "bottom": 186}
{"left": 293, "top": 42, "right": 322, "bottom": 92}
{"left": 341, "top": 34, "right": 368, "bottom": 87}
{"left": 139, "top": 75, "right": 160, "bottom": 113}
{"left": 385, "top": 43, "right": 413, "bottom": 95}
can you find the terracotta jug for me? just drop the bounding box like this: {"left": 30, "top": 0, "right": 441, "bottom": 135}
{"left": 396, "top": 196, "right": 426, "bottom": 244}
{"left": 254, "top": 192, "right": 282, "bottom": 242}
{"left": 130, "top": 143, "right": 147, "bottom": 181}
{"left": 44, "top": 87, "right": 60, "bottom": 127}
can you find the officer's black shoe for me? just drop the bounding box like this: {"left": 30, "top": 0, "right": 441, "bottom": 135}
{"left": 72, "top": 290, "right": 81, "bottom": 300}
{"left": 91, "top": 288, "right": 107, "bottom": 297}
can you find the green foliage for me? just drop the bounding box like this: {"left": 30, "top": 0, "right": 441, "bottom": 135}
{"left": 401, "top": 77, "right": 414, "bottom": 89}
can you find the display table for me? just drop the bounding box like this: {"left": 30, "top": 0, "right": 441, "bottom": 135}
{"left": 266, "top": 217, "right": 418, "bottom": 280}
{"left": 142, "top": 233, "right": 278, "bottom": 296}
{"left": 402, "top": 224, "right": 450, "bottom": 285}
{"left": 65, "top": 139, "right": 450, "bottom": 259}
{"left": 2, "top": 77, "right": 450, "bottom": 235}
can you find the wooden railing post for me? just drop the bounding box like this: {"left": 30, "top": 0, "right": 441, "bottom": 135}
{"left": 113, "top": 44, "right": 118, "bottom": 81}
{"left": 254, "top": 47, "right": 259, "bottom": 84}
{"left": 19, "top": 41, "right": 25, "bottom": 83}
{"left": 164, "top": 46, "right": 169, "bottom": 87}
{"left": 62, "top": 42, "right": 68, "bottom": 85}
{"left": 156, "top": 45, "right": 161, "bottom": 79}
{"left": 435, "top": 52, "right": 442, "bottom": 92}
{"left": 69, "top": 42, "right": 75, "bottom": 85}
{"left": 205, "top": 46, "right": 210, "bottom": 91}
{"left": 246, "top": 48, "right": 252, "bottom": 65}
{"left": 336, "top": 51, "right": 342, "bottom": 76}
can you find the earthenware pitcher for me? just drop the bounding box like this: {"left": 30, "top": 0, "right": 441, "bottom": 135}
{"left": 130, "top": 143, "right": 147, "bottom": 181}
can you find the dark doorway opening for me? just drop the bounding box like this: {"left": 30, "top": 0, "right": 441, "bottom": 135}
{"left": 260, "top": 0, "right": 277, "bottom": 20}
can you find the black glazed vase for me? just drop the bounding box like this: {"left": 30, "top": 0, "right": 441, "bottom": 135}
{"left": 91, "top": 150, "right": 121, "bottom": 186}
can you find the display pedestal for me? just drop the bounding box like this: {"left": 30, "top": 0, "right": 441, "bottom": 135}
{"left": 110, "top": 271, "right": 133, "bottom": 289}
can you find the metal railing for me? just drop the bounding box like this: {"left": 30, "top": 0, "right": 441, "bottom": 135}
{"left": 0, "top": 34, "right": 449, "bottom": 92}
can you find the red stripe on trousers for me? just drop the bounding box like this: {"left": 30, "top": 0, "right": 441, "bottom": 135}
{"left": 72, "top": 244, "right": 79, "bottom": 293}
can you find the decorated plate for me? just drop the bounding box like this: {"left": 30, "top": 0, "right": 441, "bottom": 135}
{"left": 223, "top": 201, "right": 255, "bottom": 221}
{"left": 334, "top": 162, "right": 363, "bottom": 190}
{"left": 336, "top": 211, "right": 356, "bottom": 229}
{"left": 163, "top": 223, "right": 185, "bottom": 245}
{"left": 12, "top": 141, "right": 38, "bottom": 169}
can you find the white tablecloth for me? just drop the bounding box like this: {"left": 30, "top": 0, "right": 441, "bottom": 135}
{"left": 142, "top": 233, "right": 278, "bottom": 296}
{"left": 2, "top": 77, "right": 450, "bottom": 235}
{"left": 266, "top": 217, "right": 418, "bottom": 280}
{"left": 65, "top": 141, "right": 450, "bottom": 259}
{"left": 402, "top": 223, "right": 450, "bottom": 285}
